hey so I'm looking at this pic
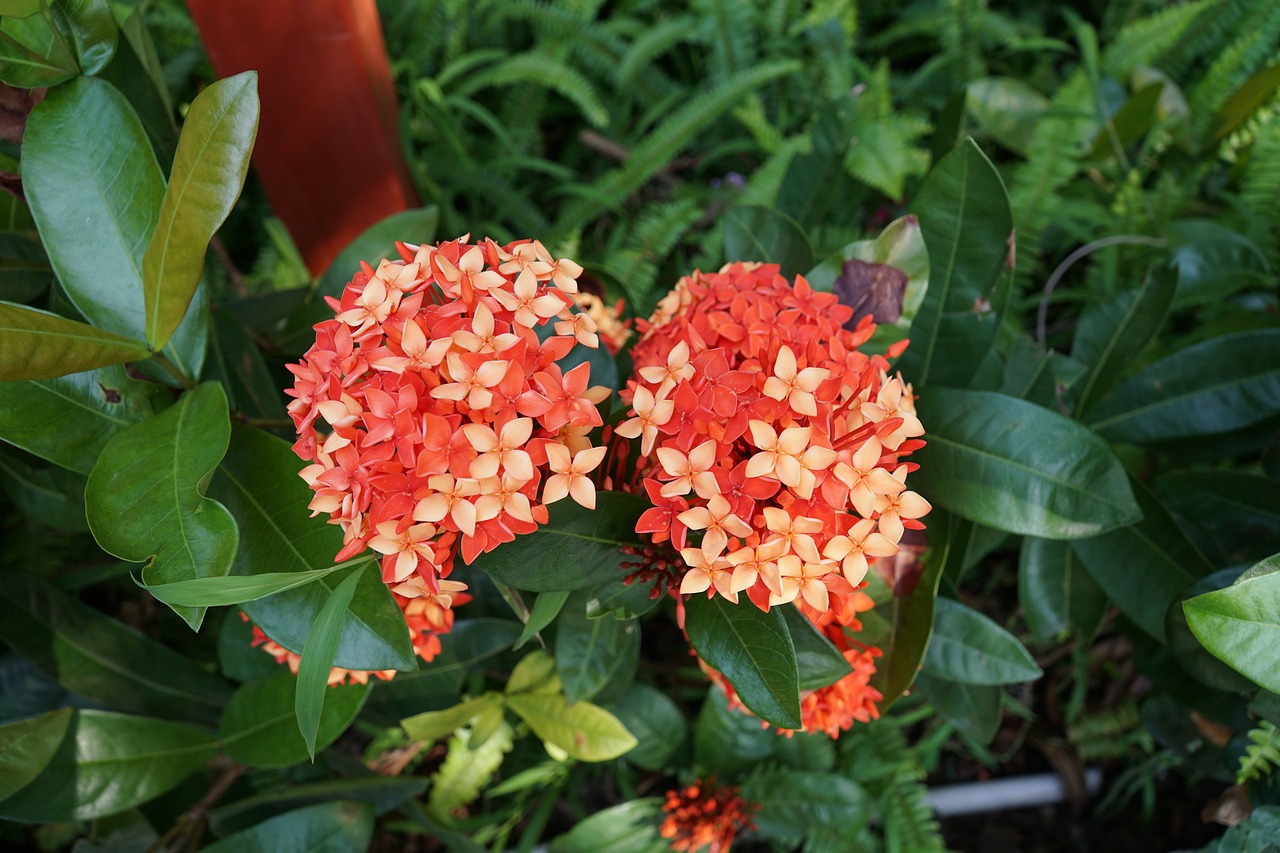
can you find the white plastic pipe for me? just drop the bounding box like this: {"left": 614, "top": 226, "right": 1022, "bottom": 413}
{"left": 926, "top": 768, "right": 1104, "bottom": 818}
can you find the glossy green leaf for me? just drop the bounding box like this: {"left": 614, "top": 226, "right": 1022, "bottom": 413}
{"left": 0, "top": 232, "right": 52, "bottom": 303}
{"left": 143, "top": 72, "right": 258, "bottom": 350}
{"left": 722, "top": 205, "right": 813, "bottom": 277}
{"left": 505, "top": 692, "right": 637, "bottom": 762}
{"left": 205, "top": 308, "right": 284, "bottom": 421}
{"left": 966, "top": 77, "right": 1049, "bottom": 155}
{"left": 585, "top": 577, "right": 662, "bottom": 621}
{"left": 218, "top": 611, "right": 284, "bottom": 683}
{"left": 900, "top": 137, "right": 1012, "bottom": 389}
{"left": 555, "top": 593, "right": 640, "bottom": 703}
{"left": 692, "top": 686, "right": 775, "bottom": 779}
{"left": 777, "top": 604, "right": 853, "bottom": 691}
{"left": 0, "top": 709, "right": 214, "bottom": 822}
{"left": 1211, "top": 63, "right": 1280, "bottom": 143}
{"left": 0, "top": 571, "right": 231, "bottom": 724}
{"left": 1019, "top": 537, "right": 1106, "bottom": 643}
{"left": 0, "top": 707, "right": 71, "bottom": 802}
{"left": 1166, "top": 570, "right": 1256, "bottom": 693}
{"left": 742, "top": 770, "right": 870, "bottom": 847}
{"left": 469, "top": 490, "right": 648, "bottom": 592}
{"left": 315, "top": 207, "right": 440, "bottom": 299}
{"left": 0, "top": 8, "right": 76, "bottom": 88}
{"left": 515, "top": 590, "right": 569, "bottom": 649}
{"left": 1072, "top": 477, "right": 1209, "bottom": 642}
{"left": 607, "top": 683, "right": 686, "bottom": 771}
{"left": 1166, "top": 220, "right": 1270, "bottom": 308}
{"left": 218, "top": 672, "right": 370, "bottom": 768}
{"left": 684, "top": 594, "right": 800, "bottom": 729}
{"left": 210, "top": 426, "right": 415, "bottom": 671}
{"left": 296, "top": 565, "right": 364, "bottom": 759}
{"left": 547, "top": 799, "right": 666, "bottom": 853}
{"left": 207, "top": 776, "right": 425, "bottom": 837}
{"left": 0, "top": 366, "right": 158, "bottom": 474}
{"left": 1185, "top": 556, "right": 1280, "bottom": 694}
{"left": 914, "top": 388, "right": 1141, "bottom": 538}
{"left": 23, "top": 76, "right": 161, "bottom": 343}
{"left": 62, "top": 0, "right": 116, "bottom": 74}
{"left": 923, "top": 598, "right": 1041, "bottom": 685}
{"left": 85, "top": 382, "right": 237, "bottom": 630}
{"left": 201, "top": 801, "right": 374, "bottom": 853}
{"left": 144, "top": 562, "right": 359, "bottom": 608}
{"left": 915, "top": 671, "right": 1002, "bottom": 744}
{"left": 1071, "top": 265, "right": 1176, "bottom": 415}
{"left": 1086, "top": 330, "right": 1280, "bottom": 444}
{"left": 401, "top": 693, "right": 503, "bottom": 744}
{"left": 0, "top": 447, "right": 88, "bottom": 531}
{"left": 0, "top": 302, "right": 151, "bottom": 381}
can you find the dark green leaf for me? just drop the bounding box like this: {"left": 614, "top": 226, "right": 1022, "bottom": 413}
{"left": 211, "top": 426, "right": 415, "bottom": 671}
{"left": 103, "top": 9, "right": 177, "bottom": 162}
{"left": 204, "top": 309, "right": 283, "bottom": 421}
{"left": 1185, "top": 557, "right": 1280, "bottom": 694}
{"left": 144, "top": 563, "right": 357, "bottom": 608}
{"left": 1087, "top": 330, "right": 1280, "bottom": 444}
{"left": 1072, "top": 477, "right": 1210, "bottom": 642}
{"left": 143, "top": 71, "right": 258, "bottom": 350}
{"left": 692, "top": 686, "right": 775, "bottom": 780}
{"left": 207, "top": 777, "right": 424, "bottom": 837}
{"left": 0, "top": 302, "right": 150, "bottom": 381}
{"left": 914, "top": 388, "right": 1141, "bottom": 538}
{"left": 923, "top": 598, "right": 1041, "bottom": 685}
{"left": 218, "top": 610, "right": 283, "bottom": 683}
{"left": 85, "top": 382, "right": 237, "bottom": 629}
{"left": 965, "top": 77, "right": 1048, "bottom": 155}
{"left": 296, "top": 565, "right": 364, "bottom": 758}
{"left": 1158, "top": 471, "right": 1280, "bottom": 567}
{"left": 722, "top": 205, "right": 813, "bottom": 277}
{"left": 506, "top": 692, "right": 637, "bottom": 762}
{"left": 607, "top": 683, "right": 685, "bottom": 771}
{"left": 1019, "top": 537, "right": 1105, "bottom": 643}
{"left": 0, "top": 707, "right": 71, "bottom": 802}
{"left": 776, "top": 98, "right": 857, "bottom": 231}
{"left": 0, "top": 447, "right": 88, "bottom": 531}
{"left": 515, "top": 590, "right": 569, "bottom": 649}
{"left": 201, "top": 801, "right": 374, "bottom": 853}
{"left": 0, "top": 571, "right": 231, "bottom": 724}
{"left": 777, "top": 604, "right": 853, "bottom": 691}
{"left": 915, "top": 672, "right": 1002, "bottom": 744}
{"left": 900, "top": 137, "right": 1012, "bottom": 389}
{"left": 469, "top": 490, "right": 648, "bottom": 592}
{"left": 742, "top": 770, "right": 869, "bottom": 847}
{"left": 1086, "top": 82, "right": 1163, "bottom": 160}
{"left": 547, "top": 799, "right": 666, "bottom": 853}
{"left": 218, "top": 671, "right": 370, "bottom": 768}
{"left": 585, "top": 577, "right": 662, "bottom": 621}
{"left": 0, "top": 8, "right": 76, "bottom": 88}
{"left": 684, "top": 594, "right": 800, "bottom": 729}
{"left": 23, "top": 76, "right": 161, "bottom": 344}
{"left": 555, "top": 593, "right": 639, "bottom": 703}
{"left": 61, "top": 0, "right": 116, "bottom": 74}
{"left": 0, "top": 709, "right": 214, "bottom": 822}
{"left": 1212, "top": 63, "right": 1280, "bottom": 143}
{"left": 0, "top": 232, "right": 52, "bottom": 303}
{"left": 1166, "top": 220, "right": 1270, "bottom": 308}
{"left": 314, "top": 207, "right": 439, "bottom": 299}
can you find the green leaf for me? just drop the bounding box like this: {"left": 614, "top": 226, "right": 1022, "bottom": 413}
{"left": 1166, "top": 220, "right": 1270, "bottom": 308}
{"left": 469, "top": 490, "right": 648, "bottom": 592}
{"left": 585, "top": 577, "right": 662, "bottom": 621}
{"left": 23, "top": 76, "right": 161, "bottom": 344}
{"left": 0, "top": 447, "right": 87, "bottom": 530}
{"left": 0, "top": 709, "right": 214, "bottom": 822}
{"left": 923, "top": 598, "right": 1041, "bottom": 685}
{"left": 607, "top": 683, "right": 685, "bottom": 771}
{"left": 314, "top": 207, "right": 440, "bottom": 299}
{"left": 85, "top": 382, "right": 237, "bottom": 630}
{"left": 1159, "top": 471, "right": 1280, "bottom": 568}
{"left": 218, "top": 671, "right": 370, "bottom": 768}
{"left": 201, "top": 801, "right": 374, "bottom": 853}
{"left": 1211, "top": 63, "right": 1280, "bottom": 143}
{"left": 692, "top": 686, "right": 775, "bottom": 779}
{"left": 505, "top": 692, "right": 637, "bottom": 762}
{"left": 547, "top": 800, "right": 666, "bottom": 853}
{"left": 1019, "top": 537, "right": 1106, "bottom": 643}
{"left": 207, "top": 777, "right": 425, "bottom": 837}
{"left": 144, "top": 563, "right": 357, "bottom": 608}
{"left": 1071, "top": 477, "right": 1210, "bottom": 642}
{"left": 0, "top": 1, "right": 42, "bottom": 19}
{"left": 205, "top": 309, "right": 283, "bottom": 420}
{"left": 900, "top": 137, "right": 1012, "bottom": 389}
{"left": 0, "top": 707, "right": 72, "bottom": 802}
{"left": 1086, "top": 330, "right": 1280, "bottom": 444}
{"left": 722, "top": 205, "right": 813, "bottom": 277}
{"left": 0, "top": 302, "right": 151, "bottom": 381}
{"left": 506, "top": 649, "right": 560, "bottom": 695}
{"left": 296, "top": 565, "right": 364, "bottom": 759}
{"left": 211, "top": 426, "right": 416, "bottom": 671}
{"left": 777, "top": 604, "right": 853, "bottom": 691}
{"left": 1071, "top": 265, "right": 1176, "bottom": 415}
{"left": 61, "top": 0, "right": 116, "bottom": 74}
{"left": 915, "top": 671, "right": 1002, "bottom": 744}
{"left": 1167, "top": 570, "right": 1257, "bottom": 693}
{"left": 1086, "top": 82, "right": 1163, "bottom": 161}
{"left": 401, "top": 693, "right": 503, "bottom": 744}
{"left": 965, "top": 77, "right": 1049, "bottom": 155}
{"left": 143, "top": 71, "right": 259, "bottom": 350}
{"left": 684, "top": 594, "right": 800, "bottom": 729}
{"left": 555, "top": 594, "right": 639, "bottom": 703}
{"left": 515, "top": 590, "right": 570, "bottom": 649}
{"left": 1185, "top": 557, "right": 1280, "bottom": 694}
{"left": 742, "top": 770, "right": 870, "bottom": 847}
{"left": 0, "top": 571, "right": 231, "bottom": 724}
{"left": 0, "top": 8, "right": 77, "bottom": 88}
{"left": 913, "top": 388, "right": 1141, "bottom": 538}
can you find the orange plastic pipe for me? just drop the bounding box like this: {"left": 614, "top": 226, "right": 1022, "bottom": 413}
{"left": 186, "top": 0, "right": 419, "bottom": 275}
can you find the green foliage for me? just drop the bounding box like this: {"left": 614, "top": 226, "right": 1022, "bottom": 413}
{"left": 1238, "top": 720, "right": 1280, "bottom": 786}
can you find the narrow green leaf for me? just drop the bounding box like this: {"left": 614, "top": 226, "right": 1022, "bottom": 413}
{"left": 515, "top": 590, "right": 570, "bottom": 649}
{"left": 1159, "top": 471, "right": 1280, "bottom": 567}
{"left": 201, "top": 802, "right": 374, "bottom": 853}
{"left": 1212, "top": 63, "right": 1280, "bottom": 143}
{"left": 143, "top": 563, "right": 354, "bottom": 608}
{"left": 1019, "top": 537, "right": 1105, "bottom": 643}
{"left": 901, "top": 137, "right": 1013, "bottom": 389}
{"left": 0, "top": 300, "right": 150, "bottom": 381}
{"left": 722, "top": 205, "right": 814, "bottom": 277}
{"left": 85, "top": 382, "right": 238, "bottom": 630}
{"left": 923, "top": 598, "right": 1042, "bottom": 685}
{"left": 1185, "top": 557, "right": 1280, "bottom": 694}
{"left": 506, "top": 692, "right": 637, "bottom": 762}
{"left": 684, "top": 595, "right": 801, "bottom": 729}
{"left": 915, "top": 671, "right": 1002, "bottom": 744}
{"left": 296, "top": 565, "right": 364, "bottom": 759}
{"left": 914, "top": 388, "right": 1141, "bottom": 538}
{"left": 777, "top": 604, "right": 854, "bottom": 691}
{"left": 0, "top": 709, "right": 214, "bottom": 822}
{"left": 218, "top": 671, "right": 370, "bottom": 768}
{"left": 0, "top": 707, "right": 72, "bottom": 802}
{"left": 207, "top": 777, "right": 425, "bottom": 837}
{"left": 402, "top": 694, "right": 503, "bottom": 744}
{"left": 143, "top": 71, "right": 259, "bottom": 350}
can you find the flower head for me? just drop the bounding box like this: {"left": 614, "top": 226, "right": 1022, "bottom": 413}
{"left": 660, "top": 778, "right": 758, "bottom": 853}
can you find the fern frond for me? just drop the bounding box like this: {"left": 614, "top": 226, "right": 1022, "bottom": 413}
{"left": 426, "top": 722, "right": 514, "bottom": 823}
{"left": 1241, "top": 117, "right": 1280, "bottom": 267}
{"left": 1068, "top": 702, "right": 1152, "bottom": 762}
{"left": 455, "top": 51, "right": 611, "bottom": 127}
{"left": 1160, "top": 0, "right": 1252, "bottom": 77}
{"left": 617, "top": 15, "right": 696, "bottom": 88}
{"left": 695, "top": 0, "right": 759, "bottom": 83}
{"left": 789, "top": 0, "right": 858, "bottom": 40}
{"left": 608, "top": 198, "right": 701, "bottom": 310}
{"left": 1238, "top": 720, "right": 1280, "bottom": 785}
{"left": 845, "top": 114, "right": 931, "bottom": 200}
{"left": 846, "top": 720, "right": 946, "bottom": 853}
{"left": 1188, "top": 5, "right": 1280, "bottom": 137}
{"left": 1101, "top": 0, "right": 1221, "bottom": 78}
{"left": 938, "top": 0, "right": 984, "bottom": 84}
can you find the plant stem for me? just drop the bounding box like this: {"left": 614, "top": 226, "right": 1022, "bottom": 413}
{"left": 1035, "top": 235, "right": 1167, "bottom": 347}
{"left": 150, "top": 353, "right": 197, "bottom": 391}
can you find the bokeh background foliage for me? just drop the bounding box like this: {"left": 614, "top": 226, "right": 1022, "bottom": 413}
{"left": 0, "top": 0, "right": 1278, "bottom": 850}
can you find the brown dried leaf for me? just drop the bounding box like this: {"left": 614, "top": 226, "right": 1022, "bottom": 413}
{"left": 834, "top": 258, "right": 907, "bottom": 328}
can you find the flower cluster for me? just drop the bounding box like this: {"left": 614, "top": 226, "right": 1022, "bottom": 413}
{"left": 277, "top": 236, "right": 608, "bottom": 678}
{"left": 660, "top": 779, "right": 758, "bottom": 853}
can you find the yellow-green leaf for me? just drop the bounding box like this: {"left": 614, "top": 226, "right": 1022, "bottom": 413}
{"left": 506, "top": 692, "right": 637, "bottom": 762}
{"left": 0, "top": 301, "right": 150, "bottom": 381}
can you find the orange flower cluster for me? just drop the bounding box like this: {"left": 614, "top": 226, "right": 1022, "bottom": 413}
{"left": 279, "top": 236, "right": 608, "bottom": 676}
{"left": 661, "top": 779, "right": 757, "bottom": 853}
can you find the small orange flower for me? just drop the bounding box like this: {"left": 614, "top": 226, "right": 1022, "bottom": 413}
{"left": 660, "top": 779, "right": 758, "bottom": 853}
